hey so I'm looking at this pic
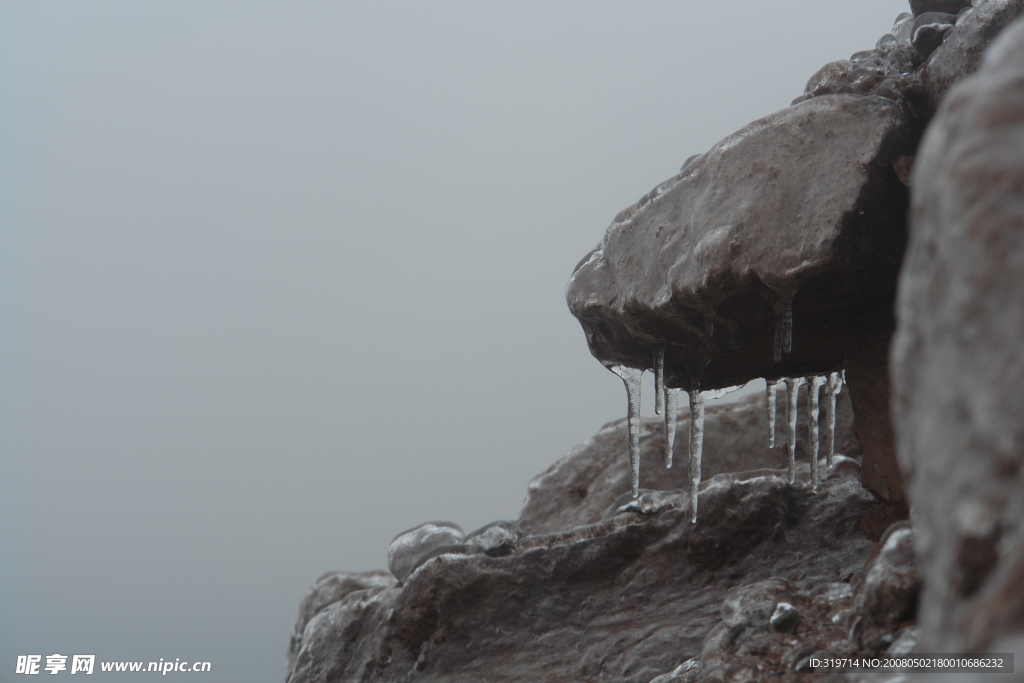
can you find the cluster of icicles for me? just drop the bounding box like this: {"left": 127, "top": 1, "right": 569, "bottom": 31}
{"left": 606, "top": 349, "right": 845, "bottom": 524}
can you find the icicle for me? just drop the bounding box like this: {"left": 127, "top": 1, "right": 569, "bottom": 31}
{"left": 704, "top": 314, "right": 714, "bottom": 337}
{"left": 782, "top": 299, "right": 793, "bottom": 354}
{"left": 807, "top": 376, "right": 826, "bottom": 491}
{"left": 654, "top": 348, "right": 665, "bottom": 416}
{"left": 766, "top": 380, "right": 779, "bottom": 448}
{"left": 784, "top": 377, "right": 806, "bottom": 484}
{"left": 607, "top": 364, "right": 644, "bottom": 498}
{"left": 825, "top": 370, "right": 845, "bottom": 467}
{"left": 688, "top": 389, "right": 706, "bottom": 523}
{"left": 664, "top": 387, "right": 678, "bottom": 468}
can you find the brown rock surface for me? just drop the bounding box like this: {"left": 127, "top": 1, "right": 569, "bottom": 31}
{"left": 892, "top": 15, "right": 1024, "bottom": 652}
{"left": 565, "top": 94, "right": 916, "bottom": 393}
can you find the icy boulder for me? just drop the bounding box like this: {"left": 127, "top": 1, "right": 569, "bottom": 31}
{"left": 893, "top": 13, "right": 1024, "bottom": 653}
{"left": 387, "top": 521, "right": 464, "bottom": 581}
{"left": 566, "top": 93, "right": 916, "bottom": 503}
{"left": 566, "top": 94, "right": 916, "bottom": 393}
{"left": 565, "top": 2, "right": 1024, "bottom": 507}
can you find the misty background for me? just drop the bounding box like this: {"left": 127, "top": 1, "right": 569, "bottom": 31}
{"left": 1, "top": 2, "right": 906, "bottom": 680}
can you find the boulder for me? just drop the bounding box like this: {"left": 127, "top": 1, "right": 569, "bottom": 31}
{"left": 287, "top": 571, "right": 396, "bottom": 674}
{"left": 856, "top": 521, "right": 920, "bottom": 628}
{"left": 386, "top": 521, "right": 464, "bottom": 581}
{"left": 565, "top": 94, "right": 917, "bottom": 394}
{"left": 892, "top": 14, "right": 1024, "bottom": 652}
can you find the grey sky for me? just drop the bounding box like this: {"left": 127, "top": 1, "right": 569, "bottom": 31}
{"left": 2, "top": 2, "right": 907, "bottom": 680}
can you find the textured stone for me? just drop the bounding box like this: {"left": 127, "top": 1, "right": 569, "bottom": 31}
{"left": 918, "top": 0, "right": 1024, "bottom": 119}
{"left": 566, "top": 94, "right": 917, "bottom": 393}
{"left": 386, "top": 521, "right": 464, "bottom": 581}
{"left": 845, "top": 304, "right": 905, "bottom": 501}
{"left": 288, "top": 471, "right": 879, "bottom": 683}
{"left": 286, "top": 571, "right": 396, "bottom": 674}
{"left": 912, "top": 12, "right": 959, "bottom": 60}
{"left": 464, "top": 520, "right": 519, "bottom": 556}
{"left": 892, "top": 15, "right": 1024, "bottom": 652}
{"left": 519, "top": 391, "right": 861, "bottom": 536}
{"left": 856, "top": 522, "right": 920, "bottom": 628}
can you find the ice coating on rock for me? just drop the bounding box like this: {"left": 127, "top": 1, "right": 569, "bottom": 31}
{"left": 807, "top": 376, "right": 827, "bottom": 491}
{"left": 705, "top": 314, "right": 714, "bottom": 337}
{"left": 388, "top": 522, "right": 466, "bottom": 580}
{"left": 766, "top": 380, "right": 780, "bottom": 448}
{"left": 785, "top": 377, "right": 807, "bottom": 484}
{"left": 702, "top": 384, "right": 744, "bottom": 401}
{"left": 664, "top": 387, "right": 678, "bottom": 468}
{"left": 607, "top": 364, "right": 644, "bottom": 498}
{"left": 688, "top": 389, "right": 707, "bottom": 523}
{"left": 654, "top": 347, "right": 665, "bottom": 416}
{"left": 826, "top": 370, "right": 846, "bottom": 466}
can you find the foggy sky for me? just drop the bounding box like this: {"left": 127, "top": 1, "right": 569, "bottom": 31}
{"left": 2, "top": 2, "right": 907, "bottom": 680}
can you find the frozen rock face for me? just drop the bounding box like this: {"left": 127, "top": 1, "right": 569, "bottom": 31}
{"left": 892, "top": 15, "right": 1024, "bottom": 653}
{"left": 519, "top": 391, "right": 860, "bottom": 536}
{"left": 565, "top": 1, "right": 1024, "bottom": 508}
{"left": 288, "top": 469, "right": 880, "bottom": 683}
{"left": 566, "top": 93, "right": 916, "bottom": 504}
{"left": 386, "top": 522, "right": 464, "bottom": 581}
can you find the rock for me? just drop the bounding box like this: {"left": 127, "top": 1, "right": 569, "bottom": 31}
{"left": 519, "top": 391, "right": 861, "bottom": 536}
{"left": 893, "top": 14, "right": 1024, "bottom": 651}
{"left": 721, "top": 578, "right": 796, "bottom": 629}
{"left": 845, "top": 304, "right": 905, "bottom": 502}
{"left": 464, "top": 520, "right": 519, "bottom": 556}
{"left": 910, "top": 0, "right": 971, "bottom": 17}
{"left": 857, "top": 521, "right": 920, "bottom": 628}
{"left": 912, "top": 12, "right": 959, "bottom": 59}
{"left": 649, "top": 658, "right": 701, "bottom": 683}
{"left": 769, "top": 601, "right": 800, "bottom": 633}
{"left": 918, "top": 0, "right": 1024, "bottom": 119}
{"left": 288, "top": 470, "right": 880, "bottom": 683}
{"left": 565, "top": 94, "right": 916, "bottom": 393}
{"left": 288, "top": 586, "right": 396, "bottom": 683}
{"left": 286, "top": 571, "right": 396, "bottom": 675}
{"left": 386, "top": 521, "right": 464, "bottom": 581}
{"left": 565, "top": 92, "right": 916, "bottom": 505}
